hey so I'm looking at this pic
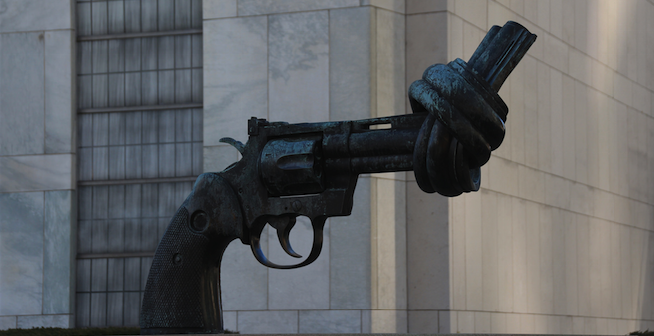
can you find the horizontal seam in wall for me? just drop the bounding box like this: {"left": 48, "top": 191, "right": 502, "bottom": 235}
{"left": 0, "top": 28, "right": 74, "bottom": 35}
{"left": 77, "top": 28, "right": 202, "bottom": 41}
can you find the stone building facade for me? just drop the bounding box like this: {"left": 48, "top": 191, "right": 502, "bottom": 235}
{"left": 0, "top": 0, "right": 653, "bottom": 334}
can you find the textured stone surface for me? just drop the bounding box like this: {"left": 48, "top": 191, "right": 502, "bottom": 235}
{"left": 237, "top": 0, "right": 358, "bottom": 16}
{"left": 0, "top": 192, "right": 44, "bottom": 315}
{"left": 329, "top": 7, "right": 373, "bottom": 122}
{"left": 361, "top": 0, "right": 405, "bottom": 13}
{"left": 237, "top": 310, "right": 298, "bottom": 334}
{"left": 203, "top": 0, "right": 237, "bottom": 19}
{"left": 16, "top": 315, "right": 72, "bottom": 329}
{"left": 0, "top": 0, "right": 73, "bottom": 33}
{"left": 268, "top": 217, "right": 329, "bottom": 310}
{"left": 0, "top": 32, "right": 45, "bottom": 156}
{"left": 406, "top": 183, "right": 449, "bottom": 310}
{"left": 268, "top": 11, "right": 329, "bottom": 123}
{"left": 221, "top": 230, "right": 269, "bottom": 311}
{"left": 44, "top": 30, "right": 75, "bottom": 154}
{"left": 406, "top": 0, "right": 447, "bottom": 14}
{"left": 0, "top": 154, "right": 74, "bottom": 192}
{"left": 203, "top": 16, "right": 268, "bottom": 146}
{"left": 299, "top": 310, "right": 361, "bottom": 333}
{"left": 330, "top": 178, "right": 371, "bottom": 309}
{"left": 0, "top": 316, "right": 16, "bottom": 330}
{"left": 43, "top": 191, "right": 74, "bottom": 314}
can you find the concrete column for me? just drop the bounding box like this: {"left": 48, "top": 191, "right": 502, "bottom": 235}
{"left": 0, "top": 0, "right": 76, "bottom": 330}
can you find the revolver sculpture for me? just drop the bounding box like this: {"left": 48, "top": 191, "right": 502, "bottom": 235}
{"left": 140, "top": 21, "right": 536, "bottom": 334}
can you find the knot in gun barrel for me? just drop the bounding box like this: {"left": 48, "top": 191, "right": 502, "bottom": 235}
{"left": 408, "top": 21, "right": 536, "bottom": 197}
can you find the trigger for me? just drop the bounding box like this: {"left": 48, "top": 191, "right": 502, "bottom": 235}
{"left": 278, "top": 219, "right": 301, "bottom": 258}
{"left": 268, "top": 216, "right": 302, "bottom": 258}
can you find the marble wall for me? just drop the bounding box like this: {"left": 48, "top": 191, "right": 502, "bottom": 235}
{"left": 202, "top": 0, "right": 410, "bottom": 332}
{"left": 0, "top": 0, "right": 76, "bottom": 329}
{"left": 439, "top": 0, "right": 654, "bottom": 334}
{"left": 206, "top": 0, "right": 654, "bottom": 334}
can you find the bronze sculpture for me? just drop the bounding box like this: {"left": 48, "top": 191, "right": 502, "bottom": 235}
{"left": 140, "top": 21, "right": 536, "bottom": 335}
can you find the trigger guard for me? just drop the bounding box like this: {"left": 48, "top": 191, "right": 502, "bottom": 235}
{"left": 249, "top": 218, "right": 326, "bottom": 270}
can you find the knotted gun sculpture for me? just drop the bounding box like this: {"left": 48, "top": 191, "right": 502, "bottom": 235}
{"left": 140, "top": 21, "right": 536, "bottom": 334}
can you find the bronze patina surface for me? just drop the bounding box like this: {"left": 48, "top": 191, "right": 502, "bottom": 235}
{"left": 140, "top": 21, "right": 536, "bottom": 335}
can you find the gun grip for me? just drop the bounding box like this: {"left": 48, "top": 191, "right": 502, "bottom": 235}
{"left": 140, "top": 174, "right": 243, "bottom": 335}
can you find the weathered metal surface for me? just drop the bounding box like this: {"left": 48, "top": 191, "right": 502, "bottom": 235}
{"left": 140, "top": 21, "right": 536, "bottom": 335}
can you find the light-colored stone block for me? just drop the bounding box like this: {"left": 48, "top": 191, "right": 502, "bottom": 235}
{"left": 375, "top": 9, "right": 405, "bottom": 117}
{"left": 464, "top": 191, "right": 482, "bottom": 310}
{"left": 549, "top": 0, "right": 563, "bottom": 40}
{"left": 511, "top": 197, "right": 527, "bottom": 312}
{"left": 551, "top": 209, "right": 566, "bottom": 314}
{"left": 362, "top": 0, "right": 405, "bottom": 13}
{"left": 0, "top": 32, "right": 45, "bottom": 156}
{"left": 203, "top": 145, "right": 239, "bottom": 173}
{"left": 543, "top": 33, "right": 568, "bottom": 74}
{"left": 614, "top": 72, "right": 633, "bottom": 107}
{"left": 237, "top": 310, "right": 298, "bottom": 334}
{"left": 268, "top": 11, "right": 329, "bottom": 123}
{"left": 448, "top": 13, "right": 463, "bottom": 61}
{"left": 0, "top": 192, "right": 44, "bottom": 315}
{"left": 16, "top": 315, "right": 71, "bottom": 329}
{"left": 456, "top": 310, "right": 474, "bottom": 333}
{"left": 0, "top": 316, "right": 16, "bottom": 330}
{"left": 474, "top": 311, "right": 491, "bottom": 333}
{"left": 564, "top": 215, "right": 579, "bottom": 317}
{"left": 574, "top": 81, "right": 588, "bottom": 185}
{"left": 222, "top": 311, "right": 237, "bottom": 332}
{"left": 406, "top": 11, "right": 447, "bottom": 84}
{"left": 462, "top": 22, "right": 483, "bottom": 65}
{"left": 237, "top": 0, "right": 359, "bottom": 16}
{"left": 330, "top": 7, "right": 373, "bottom": 122}
{"left": 561, "top": 74, "right": 576, "bottom": 181}
{"left": 450, "top": 197, "right": 466, "bottom": 310}
{"left": 544, "top": 173, "right": 570, "bottom": 210}
{"left": 524, "top": 201, "right": 540, "bottom": 314}
{"left": 496, "top": 193, "right": 513, "bottom": 312}
{"left": 370, "top": 309, "right": 407, "bottom": 333}
{"left": 504, "top": 312, "right": 520, "bottom": 333}
{"left": 203, "top": 16, "right": 267, "bottom": 146}
{"left": 538, "top": 204, "right": 554, "bottom": 315}
{"left": 299, "top": 310, "right": 361, "bottom": 333}
{"left": 406, "top": 183, "right": 449, "bottom": 310}
{"left": 0, "top": 0, "right": 72, "bottom": 33}
{"left": 490, "top": 312, "right": 507, "bottom": 333}
{"left": 372, "top": 178, "right": 407, "bottom": 310}
{"left": 518, "top": 313, "right": 535, "bottom": 333}
{"left": 330, "top": 177, "right": 371, "bottom": 309}
{"left": 268, "top": 217, "right": 329, "bottom": 310}
{"left": 536, "top": 61, "right": 551, "bottom": 173}
{"left": 590, "top": 59, "right": 614, "bottom": 97}
{"left": 0, "top": 154, "right": 74, "bottom": 192}
{"left": 453, "top": 0, "right": 487, "bottom": 30}
{"left": 406, "top": 0, "right": 447, "bottom": 14}
{"left": 44, "top": 30, "right": 74, "bottom": 154}
{"left": 518, "top": 164, "right": 544, "bottom": 204}
{"left": 43, "top": 191, "right": 74, "bottom": 315}
{"left": 481, "top": 191, "right": 499, "bottom": 312}
{"left": 203, "top": 0, "right": 237, "bottom": 19}
{"left": 488, "top": 1, "right": 514, "bottom": 30}
{"left": 438, "top": 310, "right": 452, "bottom": 333}
{"left": 487, "top": 156, "right": 518, "bottom": 196}
{"left": 522, "top": 56, "right": 539, "bottom": 168}
{"left": 568, "top": 47, "right": 592, "bottom": 85}
{"left": 407, "top": 310, "right": 438, "bottom": 333}
{"left": 221, "top": 230, "right": 269, "bottom": 311}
